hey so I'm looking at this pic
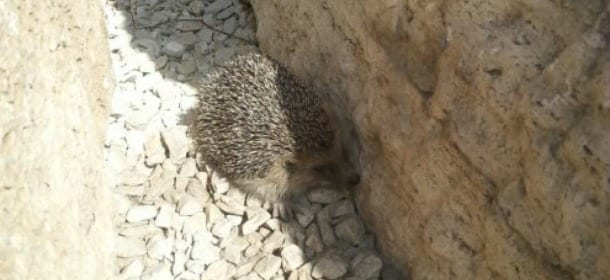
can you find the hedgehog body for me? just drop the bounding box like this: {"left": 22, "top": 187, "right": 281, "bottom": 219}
{"left": 193, "top": 52, "right": 359, "bottom": 204}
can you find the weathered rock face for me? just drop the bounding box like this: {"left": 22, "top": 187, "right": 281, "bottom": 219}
{"left": 250, "top": 1, "right": 610, "bottom": 279}
{"left": 0, "top": 0, "right": 114, "bottom": 279}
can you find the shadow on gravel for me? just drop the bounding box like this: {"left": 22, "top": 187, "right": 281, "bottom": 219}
{"left": 106, "top": 0, "right": 400, "bottom": 279}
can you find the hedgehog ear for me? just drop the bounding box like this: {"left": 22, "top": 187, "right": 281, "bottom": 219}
{"left": 283, "top": 160, "right": 297, "bottom": 174}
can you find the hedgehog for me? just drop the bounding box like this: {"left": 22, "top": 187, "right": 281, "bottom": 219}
{"left": 191, "top": 52, "right": 360, "bottom": 218}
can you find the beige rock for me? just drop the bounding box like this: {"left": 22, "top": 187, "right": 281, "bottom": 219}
{"left": 250, "top": 1, "right": 610, "bottom": 279}
{"left": 0, "top": 0, "right": 114, "bottom": 278}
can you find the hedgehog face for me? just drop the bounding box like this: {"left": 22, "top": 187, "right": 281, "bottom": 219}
{"left": 282, "top": 151, "right": 360, "bottom": 194}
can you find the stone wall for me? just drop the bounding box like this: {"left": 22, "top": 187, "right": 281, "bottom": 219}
{"left": 250, "top": 0, "right": 610, "bottom": 279}
{"left": 0, "top": 0, "right": 114, "bottom": 279}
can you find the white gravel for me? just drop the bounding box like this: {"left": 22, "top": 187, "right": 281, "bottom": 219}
{"left": 103, "top": 0, "right": 387, "bottom": 278}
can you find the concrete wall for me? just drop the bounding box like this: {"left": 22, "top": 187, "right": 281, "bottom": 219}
{"left": 250, "top": 0, "right": 610, "bottom": 278}
{"left": 0, "top": 0, "right": 115, "bottom": 278}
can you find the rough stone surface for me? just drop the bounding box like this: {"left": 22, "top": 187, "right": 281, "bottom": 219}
{"left": 251, "top": 0, "right": 610, "bottom": 279}
{"left": 0, "top": 0, "right": 114, "bottom": 278}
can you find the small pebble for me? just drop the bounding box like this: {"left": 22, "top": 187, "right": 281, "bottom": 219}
{"left": 242, "top": 209, "right": 271, "bottom": 235}
{"left": 172, "top": 252, "right": 187, "bottom": 275}
{"left": 161, "top": 126, "right": 189, "bottom": 161}
{"left": 312, "top": 255, "right": 348, "bottom": 280}
{"left": 154, "top": 204, "right": 174, "bottom": 228}
{"left": 351, "top": 252, "right": 383, "bottom": 279}
{"left": 178, "top": 195, "right": 203, "bottom": 216}
{"left": 190, "top": 240, "right": 220, "bottom": 264}
{"left": 281, "top": 244, "right": 306, "bottom": 272}
{"left": 254, "top": 255, "right": 282, "bottom": 279}
{"left": 120, "top": 258, "right": 145, "bottom": 278}
{"left": 141, "top": 263, "right": 173, "bottom": 280}
{"left": 206, "top": 0, "right": 232, "bottom": 13}
{"left": 203, "top": 260, "right": 236, "bottom": 280}
{"left": 163, "top": 40, "right": 186, "bottom": 57}
{"left": 116, "top": 236, "right": 146, "bottom": 257}
{"left": 146, "top": 236, "right": 173, "bottom": 260}
{"left": 334, "top": 215, "right": 366, "bottom": 245}
{"left": 126, "top": 205, "right": 157, "bottom": 223}
{"left": 211, "top": 171, "right": 230, "bottom": 194}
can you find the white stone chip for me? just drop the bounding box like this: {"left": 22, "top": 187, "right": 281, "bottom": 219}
{"left": 235, "top": 256, "right": 262, "bottom": 277}
{"left": 203, "top": 260, "right": 236, "bottom": 280}
{"left": 240, "top": 272, "right": 264, "bottom": 280}
{"left": 147, "top": 235, "right": 173, "bottom": 260}
{"left": 206, "top": 203, "right": 224, "bottom": 228}
{"left": 304, "top": 224, "right": 324, "bottom": 253}
{"left": 287, "top": 263, "right": 313, "bottom": 280}
{"left": 281, "top": 244, "right": 306, "bottom": 272}
{"left": 161, "top": 126, "right": 189, "bottom": 161}
{"left": 212, "top": 217, "right": 235, "bottom": 237}
{"left": 217, "top": 195, "right": 246, "bottom": 215}
{"left": 191, "top": 240, "right": 220, "bottom": 264}
{"left": 125, "top": 129, "right": 145, "bottom": 155}
{"left": 154, "top": 203, "right": 174, "bottom": 228}
{"left": 185, "top": 259, "right": 205, "bottom": 274}
{"left": 163, "top": 40, "right": 186, "bottom": 57}
{"left": 126, "top": 205, "right": 157, "bottom": 223}
{"left": 179, "top": 158, "right": 198, "bottom": 177}
{"left": 222, "top": 16, "right": 238, "bottom": 34}
{"left": 175, "top": 176, "right": 190, "bottom": 192}
{"left": 254, "top": 255, "right": 282, "bottom": 279}
{"left": 317, "top": 219, "right": 336, "bottom": 247}
{"left": 144, "top": 133, "right": 166, "bottom": 166}
{"left": 222, "top": 244, "right": 244, "bottom": 264}
{"left": 206, "top": 0, "right": 232, "bottom": 14}
{"left": 312, "top": 255, "right": 348, "bottom": 279}
{"left": 178, "top": 195, "right": 203, "bottom": 216}
{"left": 175, "top": 270, "right": 198, "bottom": 280}
{"left": 243, "top": 243, "right": 261, "bottom": 258}
{"left": 119, "top": 224, "right": 163, "bottom": 239}
{"left": 264, "top": 219, "right": 281, "bottom": 231}
{"left": 216, "top": 6, "right": 234, "bottom": 20}
{"left": 141, "top": 263, "right": 173, "bottom": 280}
{"left": 262, "top": 230, "right": 284, "bottom": 253}
{"left": 182, "top": 212, "right": 207, "bottom": 236}
{"left": 242, "top": 209, "right": 271, "bottom": 235}
{"left": 186, "top": 177, "right": 210, "bottom": 203}
{"left": 211, "top": 171, "right": 230, "bottom": 194}
{"left": 119, "top": 258, "right": 145, "bottom": 278}
{"left": 120, "top": 168, "right": 150, "bottom": 186}
{"left": 172, "top": 251, "right": 187, "bottom": 275}
{"left": 174, "top": 238, "right": 190, "bottom": 254}
{"left": 125, "top": 99, "right": 159, "bottom": 130}
{"left": 328, "top": 199, "right": 356, "bottom": 217}
{"left": 334, "top": 215, "right": 366, "bottom": 245}
{"left": 351, "top": 252, "right": 383, "bottom": 279}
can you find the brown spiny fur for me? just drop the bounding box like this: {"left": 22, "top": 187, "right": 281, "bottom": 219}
{"left": 192, "top": 52, "right": 359, "bottom": 204}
